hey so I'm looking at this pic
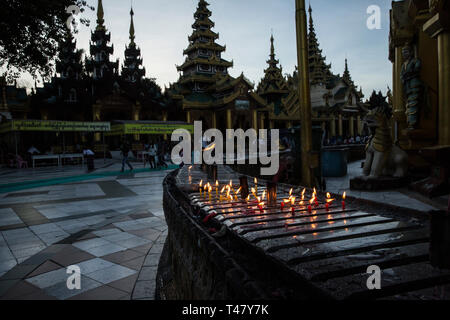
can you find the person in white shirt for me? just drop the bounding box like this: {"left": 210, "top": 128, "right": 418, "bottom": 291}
{"left": 28, "top": 146, "right": 40, "bottom": 155}
{"left": 83, "top": 148, "right": 95, "bottom": 171}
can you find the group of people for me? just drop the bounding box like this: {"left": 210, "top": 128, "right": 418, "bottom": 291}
{"left": 142, "top": 140, "right": 169, "bottom": 170}
{"left": 324, "top": 135, "right": 371, "bottom": 146}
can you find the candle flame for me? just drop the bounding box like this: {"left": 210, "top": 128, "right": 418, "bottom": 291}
{"left": 254, "top": 178, "right": 258, "bottom": 184}
{"left": 289, "top": 188, "right": 293, "bottom": 196}
{"left": 326, "top": 192, "right": 335, "bottom": 203}
{"left": 203, "top": 143, "right": 216, "bottom": 152}
{"left": 199, "top": 180, "right": 203, "bottom": 187}
{"left": 302, "top": 188, "right": 306, "bottom": 195}
{"left": 262, "top": 190, "right": 266, "bottom": 200}
{"left": 246, "top": 195, "right": 250, "bottom": 201}
{"left": 342, "top": 192, "right": 347, "bottom": 200}
{"left": 235, "top": 187, "right": 241, "bottom": 195}
{"left": 229, "top": 180, "right": 232, "bottom": 187}
{"left": 291, "top": 197, "right": 296, "bottom": 205}
{"left": 215, "top": 180, "right": 219, "bottom": 186}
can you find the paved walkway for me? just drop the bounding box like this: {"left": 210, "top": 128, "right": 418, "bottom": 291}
{"left": 326, "top": 161, "right": 449, "bottom": 212}
{"left": 0, "top": 160, "right": 170, "bottom": 300}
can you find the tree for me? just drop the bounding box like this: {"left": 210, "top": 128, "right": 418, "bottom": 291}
{"left": 0, "top": 0, "right": 93, "bottom": 82}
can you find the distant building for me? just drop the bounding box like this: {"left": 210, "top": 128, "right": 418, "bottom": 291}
{"left": 166, "top": 0, "right": 269, "bottom": 132}
{"left": 258, "top": 6, "right": 368, "bottom": 139}
{"left": 31, "top": 0, "right": 165, "bottom": 145}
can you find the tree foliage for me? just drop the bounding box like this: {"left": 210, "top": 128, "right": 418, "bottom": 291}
{"left": 0, "top": 0, "right": 93, "bottom": 82}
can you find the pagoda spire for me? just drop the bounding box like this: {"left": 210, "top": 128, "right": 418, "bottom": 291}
{"left": 267, "top": 34, "right": 279, "bottom": 69}
{"left": 257, "top": 33, "right": 289, "bottom": 104}
{"left": 307, "top": 5, "right": 332, "bottom": 86}
{"left": 129, "top": 6, "right": 135, "bottom": 46}
{"left": 122, "top": 4, "right": 145, "bottom": 83}
{"left": 342, "top": 58, "right": 353, "bottom": 84}
{"left": 176, "top": 0, "right": 233, "bottom": 92}
{"left": 96, "top": 0, "right": 105, "bottom": 31}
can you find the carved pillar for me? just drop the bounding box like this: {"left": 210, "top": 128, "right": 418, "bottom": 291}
{"left": 338, "top": 114, "right": 343, "bottom": 137}
{"left": 259, "top": 113, "right": 265, "bottom": 139}
{"left": 349, "top": 116, "right": 355, "bottom": 137}
{"left": 252, "top": 110, "right": 258, "bottom": 131}
{"left": 424, "top": 5, "right": 450, "bottom": 145}
{"left": 186, "top": 110, "right": 191, "bottom": 124}
{"left": 330, "top": 116, "right": 336, "bottom": 137}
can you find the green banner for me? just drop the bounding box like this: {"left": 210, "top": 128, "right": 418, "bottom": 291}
{"left": 4, "top": 120, "right": 111, "bottom": 132}
{"left": 106, "top": 123, "right": 194, "bottom": 136}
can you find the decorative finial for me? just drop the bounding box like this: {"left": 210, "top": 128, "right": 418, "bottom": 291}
{"left": 96, "top": 0, "right": 105, "bottom": 30}
{"left": 129, "top": 4, "right": 135, "bottom": 45}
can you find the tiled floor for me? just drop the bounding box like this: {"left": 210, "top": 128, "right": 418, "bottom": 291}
{"left": 326, "top": 161, "right": 448, "bottom": 212}
{"left": 0, "top": 160, "right": 169, "bottom": 300}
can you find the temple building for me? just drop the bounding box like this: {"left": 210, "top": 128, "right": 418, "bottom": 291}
{"left": 259, "top": 6, "right": 367, "bottom": 139}
{"left": 166, "top": 0, "right": 269, "bottom": 132}
{"left": 30, "top": 0, "right": 165, "bottom": 145}
{"left": 388, "top": 0, "right": 449, "bottom": 194}
{"left": 0, "top": 77, "right": 30, "bottom": 122}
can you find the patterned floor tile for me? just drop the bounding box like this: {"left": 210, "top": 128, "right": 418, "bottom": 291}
{"left": 86, "top": 264, "right": 137, "bottom": 284}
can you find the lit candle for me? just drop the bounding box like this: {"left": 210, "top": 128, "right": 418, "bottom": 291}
{"left": 258, "top": 202, "right": 264, "bottom": 212}
{"left": 254, "top": 178, "right": 258, "bottom": 194}
{"left": 342, "top": 192, "right": 346, "bottom": 210}
{"left": 215, "top": 180, "right": 219, "bottom": 196}
{"left": 199, "top": 180, "right": 203, "bottom": 196}
{"left": 325, "top": 192, "right": 335, "bottom": 211}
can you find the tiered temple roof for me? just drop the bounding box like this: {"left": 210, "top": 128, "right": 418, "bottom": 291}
{"left": 257, "top": 35, "right": 289, "bottom": 115}
{"left": 307, "top": 6, "right": 333, "bottom": 87}
{"left": 122, "top": 7, "right": 146, "bottom": 83}
{"left": 86, "top": 0, "right": 119, "bottom": 80}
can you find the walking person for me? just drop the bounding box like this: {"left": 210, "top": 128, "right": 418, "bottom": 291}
{"left": 83, "top": 147, "right": 95, "bottom": 172}
{"left": 120, "top": 141, "right": 133, "bottom": 172}
{"left": 148, "top": 144, "right": 156, "bottom": 169}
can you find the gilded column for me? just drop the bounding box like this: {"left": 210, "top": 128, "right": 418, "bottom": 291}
{"left": 338, "top": 114, "right": 343, "bottom": 137}
{"left": 226, "top": 109, "right": 232, "bottom": 139}
{"left": 330, "top": 116, "right": 336, "bottom": 137}
{"left": 296, "top": 0, "right": 313, "bottom": 186}
{"left": 186, "top": 111, "right": 191, "bottom": 124}
{"left": 357, "top": 115, "right": 363, "bottom": 135}
{"left": 259, "top": 113, "right": 265, "bottom": 139}
{"left": 424, "top": 6, "right": 450, "bottom": 145}
{"left": 252, "top": 110, "right": 258, "bottom": 131}
{"left": 438, "top": 31, "right": 450, "bottom": 145}
{"left": 349, "top": 116, "right": 355, "bottom": 137}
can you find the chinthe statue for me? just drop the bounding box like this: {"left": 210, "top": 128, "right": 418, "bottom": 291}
{"left": 400, "top": 44, "right": 423, "bottom": 129}
{"left": 363, "top": 104, "right": 408, "bottom": 178}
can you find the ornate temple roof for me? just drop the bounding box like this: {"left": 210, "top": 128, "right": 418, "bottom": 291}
{"left": 122, "top": 7, "right": 146, "bottom": 84}
{"left": 307, "top": 5, "right": 333, "bottom": 86}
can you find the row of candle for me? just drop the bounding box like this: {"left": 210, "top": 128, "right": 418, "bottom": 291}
{"left": 198, "top": 178, "right": 347, "bottom": 213}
